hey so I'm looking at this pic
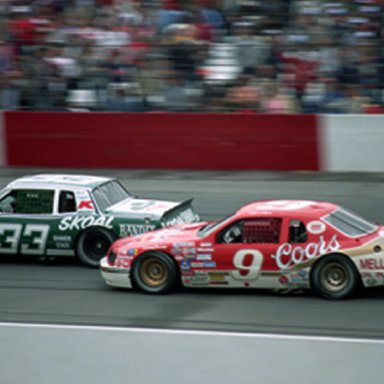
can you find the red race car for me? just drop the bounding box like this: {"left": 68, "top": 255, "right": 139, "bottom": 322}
{"left": 100, "top": 200, "right": 384, "bottom": 299}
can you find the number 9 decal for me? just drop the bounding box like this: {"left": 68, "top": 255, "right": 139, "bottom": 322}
{"left": 232, "top": 249, "right": 263, "bottom": 281}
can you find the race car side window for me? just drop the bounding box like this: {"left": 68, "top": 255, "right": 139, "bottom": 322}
{"left": 0, "top": 191, "right": 17, "bottom": 213}
{"left": 218, "top": 218, "right": 282, "bottom": 244}
{"left": 289, "top": 219, "right": 307, "bottom": 243}
{"left": 14, "top": 190, "right": 54, "bottom": 214}
{"left": 242, "top": 218, "right": 282, "bottom": 244}
{"left": 219, "top": 220, "right": 244, "bottom": 244}
{"left": 59, "top": 190, "right": 77, "bottom": 213}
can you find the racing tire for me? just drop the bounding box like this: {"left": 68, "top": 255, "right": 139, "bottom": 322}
{"left": 76, "top": 228, "right": 116, "bottom": 267}
{"left": 310, "top": 255, "right": 360, "bottom": 300}
{"left": 132, "top": 252, "right": 178, "bottom": 294}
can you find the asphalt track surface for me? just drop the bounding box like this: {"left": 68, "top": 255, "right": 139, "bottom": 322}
{"left": 1, "top": 168, "right": 384, "bottom": 384}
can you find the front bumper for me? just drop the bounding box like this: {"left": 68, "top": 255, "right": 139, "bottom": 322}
{"left": 100, "top": 257, "right": 132, "bottom": 289}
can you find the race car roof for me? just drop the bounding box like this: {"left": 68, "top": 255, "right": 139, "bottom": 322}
{"left": 237, "top": 200, "right": 338, "bottom": 218}
{"left": 7, "top": 174, "right": 112, "bottom": 190}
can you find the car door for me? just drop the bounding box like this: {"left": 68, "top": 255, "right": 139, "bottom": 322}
{"left": 0, "top": 189, "right": 55, "bottom": 256}
{"left": 211, "top": 217, "right": 284, "bottom": 286}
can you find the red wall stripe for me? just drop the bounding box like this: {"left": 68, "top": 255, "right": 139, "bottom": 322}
{"left": 4, "top": 112, "right": 319, "bottom": 170}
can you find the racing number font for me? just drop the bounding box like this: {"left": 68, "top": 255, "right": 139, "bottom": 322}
{"left": 0, "top": 223, "right": 50, "bottom": 255}
{"left": 232, "top": 249, "right": 264, "bottom": 280}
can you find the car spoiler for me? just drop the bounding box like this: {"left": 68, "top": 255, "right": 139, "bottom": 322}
{"left": 161, "top": 198, "right": 200, "bottom": 227}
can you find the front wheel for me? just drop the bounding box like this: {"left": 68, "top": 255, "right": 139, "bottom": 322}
{"left": 76, "top": 228, "right": 116, "bottom": 267}
{"left": 132, "top": 252, "right": 178, "bottom": 294}
{"left": 310, "top": 255, "right": 360, "bottom": 300}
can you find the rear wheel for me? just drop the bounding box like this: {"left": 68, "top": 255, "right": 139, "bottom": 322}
{"left": 132, "top": 252, "right": 178, "bottom": 294}
{"left": 76, "top": 228, "right": 115, "bottom": 267}
{"left": 310, "top": 255, "right": 359, "bottom": 300}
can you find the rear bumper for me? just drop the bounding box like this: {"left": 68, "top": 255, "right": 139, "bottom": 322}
{"left": 100, "top": 257, "right": 132, "bottom": 289}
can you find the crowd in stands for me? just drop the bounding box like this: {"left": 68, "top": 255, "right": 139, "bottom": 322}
{"left": 1, "top": 0, "right": 384, "bottom": 113}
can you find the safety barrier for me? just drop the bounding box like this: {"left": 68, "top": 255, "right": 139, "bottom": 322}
{"left": 1, "top": 112, "right": 383, "bottom": 171}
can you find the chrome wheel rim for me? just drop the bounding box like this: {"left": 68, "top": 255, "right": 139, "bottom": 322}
{"left": 320, "top": 262, "right": 348, "bottom": 292}
{"left": 140, "top": 258, "right": 168, "bottom": 287}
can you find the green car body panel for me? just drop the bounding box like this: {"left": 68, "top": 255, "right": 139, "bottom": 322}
{"left": 0, "top": 174, "right": 199, "bottom": 266}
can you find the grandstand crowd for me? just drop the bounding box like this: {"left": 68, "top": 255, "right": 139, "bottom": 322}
{"left": 1, "top": 0, "right": 383, "bottom": 113}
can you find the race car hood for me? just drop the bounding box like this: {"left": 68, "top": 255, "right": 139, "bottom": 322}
{"left": 112, "top": 221, "right": 207, "bottom": 250}
{"left": 106, "top": 198, "right": 199, "bottom": 224}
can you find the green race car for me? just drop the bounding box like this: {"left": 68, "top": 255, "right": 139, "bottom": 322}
{"left": 0, "top": 174, "right": 199, "bottom": 266}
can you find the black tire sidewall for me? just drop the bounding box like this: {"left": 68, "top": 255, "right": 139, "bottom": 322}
{"left": 132, "top": 252, "right": 178, "bottom": 294}
{"left": 310, "top": 255, "right": 359, "bottom": 300}
{"left": 76, "top": 228, "right": 115, "bottom": 267}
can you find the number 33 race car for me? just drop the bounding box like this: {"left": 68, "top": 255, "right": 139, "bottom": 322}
{"left": 101, "top": 200, "right": 384, "bottom": 299}
{"left": 0, "top": 174, "right": 199, "bottom": 267}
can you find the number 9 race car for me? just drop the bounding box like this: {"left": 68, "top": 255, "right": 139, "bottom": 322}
{"left": 100, "top": 200, "right": 384, "bottom": 300}
{"left": 0, "top": 174, "right": 199, "bottom": 267}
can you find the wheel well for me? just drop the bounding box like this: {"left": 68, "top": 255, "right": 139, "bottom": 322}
{"left": 74, "top": 226, "right": 117, "bottom": 250}
{"left": 309, "top": 252, "right": 362, "bottom": 287}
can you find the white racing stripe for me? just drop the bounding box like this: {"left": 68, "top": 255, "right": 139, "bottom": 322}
{"left": 1, "top": 321, "right": 383, "bottom": 345}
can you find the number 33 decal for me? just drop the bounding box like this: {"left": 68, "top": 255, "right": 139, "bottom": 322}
{"left": 0, "top": 223, "right": 50, "bottom": 255}
{"left": 232, "top": 249, "right": 264, "bottom": 280}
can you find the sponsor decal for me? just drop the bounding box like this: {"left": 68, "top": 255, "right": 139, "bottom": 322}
{"left": 278, "top": 271, "right": 308, "bottom": 287}
{"left": 191, "top": 273, "right": 209, "bottom": 285}
{"left": 272, "top": 235, "right": 340, "bottom": 269}
{"left": 209, "top": 272, "right": 228, "bottom": 282}
{"left": 181, "top": 261, "right": 191, "bottom": 270}
{"left": 182, "top": 247, "right": 196, "bottom": 256}
{"left": 78, "top": 200, "right": 94, "bottom": 211}
{"left": 175, "top": 256, "right": 184, "bottom": 261}
{"left": 172, "top": 245, "right": 196, "bottom": 259}
{"left": 375, "top": 272, "right": 384, "bottom": 279}
{"left": 127, "top": 248, "right": 138, "bottom": 256}
{"left": 191, "top": 262, "right": 217, "bottom": 268}
{"left": 120, "top": 224, "right": 156, "bottom": 237}
{"left": 59, "top": 216, "right": 113, "bottom": 231}
{"left": 181, "top": 270, "right": 195, "bottom": 276}
{"left": 200, "top": 242, "right": 212, "bottom": 247}
{"left": 359, "top": 258, "right": 384, "bottom": 270}
{"left": 53, "top": 235, "right": 71, "bottom": 242}
{"left": 197, "top": 248, "right": 214, "bottom": 252}
{"left": 307, "top": 221, "right": 326, "bottom": 235}
{"left": 174, "top": 242, "right": 195, "bottom": 247}
{"left": 55, "top": 242, "right": 71, "bottom": 249}
{"left": 196, "top": 254, "right": 212, "bottom": 261}
{"left": 76, "top": 190, "right": 89, "bottom": 199}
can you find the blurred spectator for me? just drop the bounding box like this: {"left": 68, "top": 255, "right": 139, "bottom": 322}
{"left": 225, "top": 74, "right": 260, "bottom": 111}
{"left": 261, "top": 79, "right": 300, "bottom": 113}
{"left": 0, "top": 0, "right": 383, "bottom": 113}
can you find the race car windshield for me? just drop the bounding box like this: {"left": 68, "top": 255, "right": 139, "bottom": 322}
{"left": 198, "top": 213, "right": 235, "bottom": 237}
{"left": 323, "top": 207, "right": 378, "bottom": 237}
{"left": 92, "top": 180, "right": 132, "bottom": 212}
